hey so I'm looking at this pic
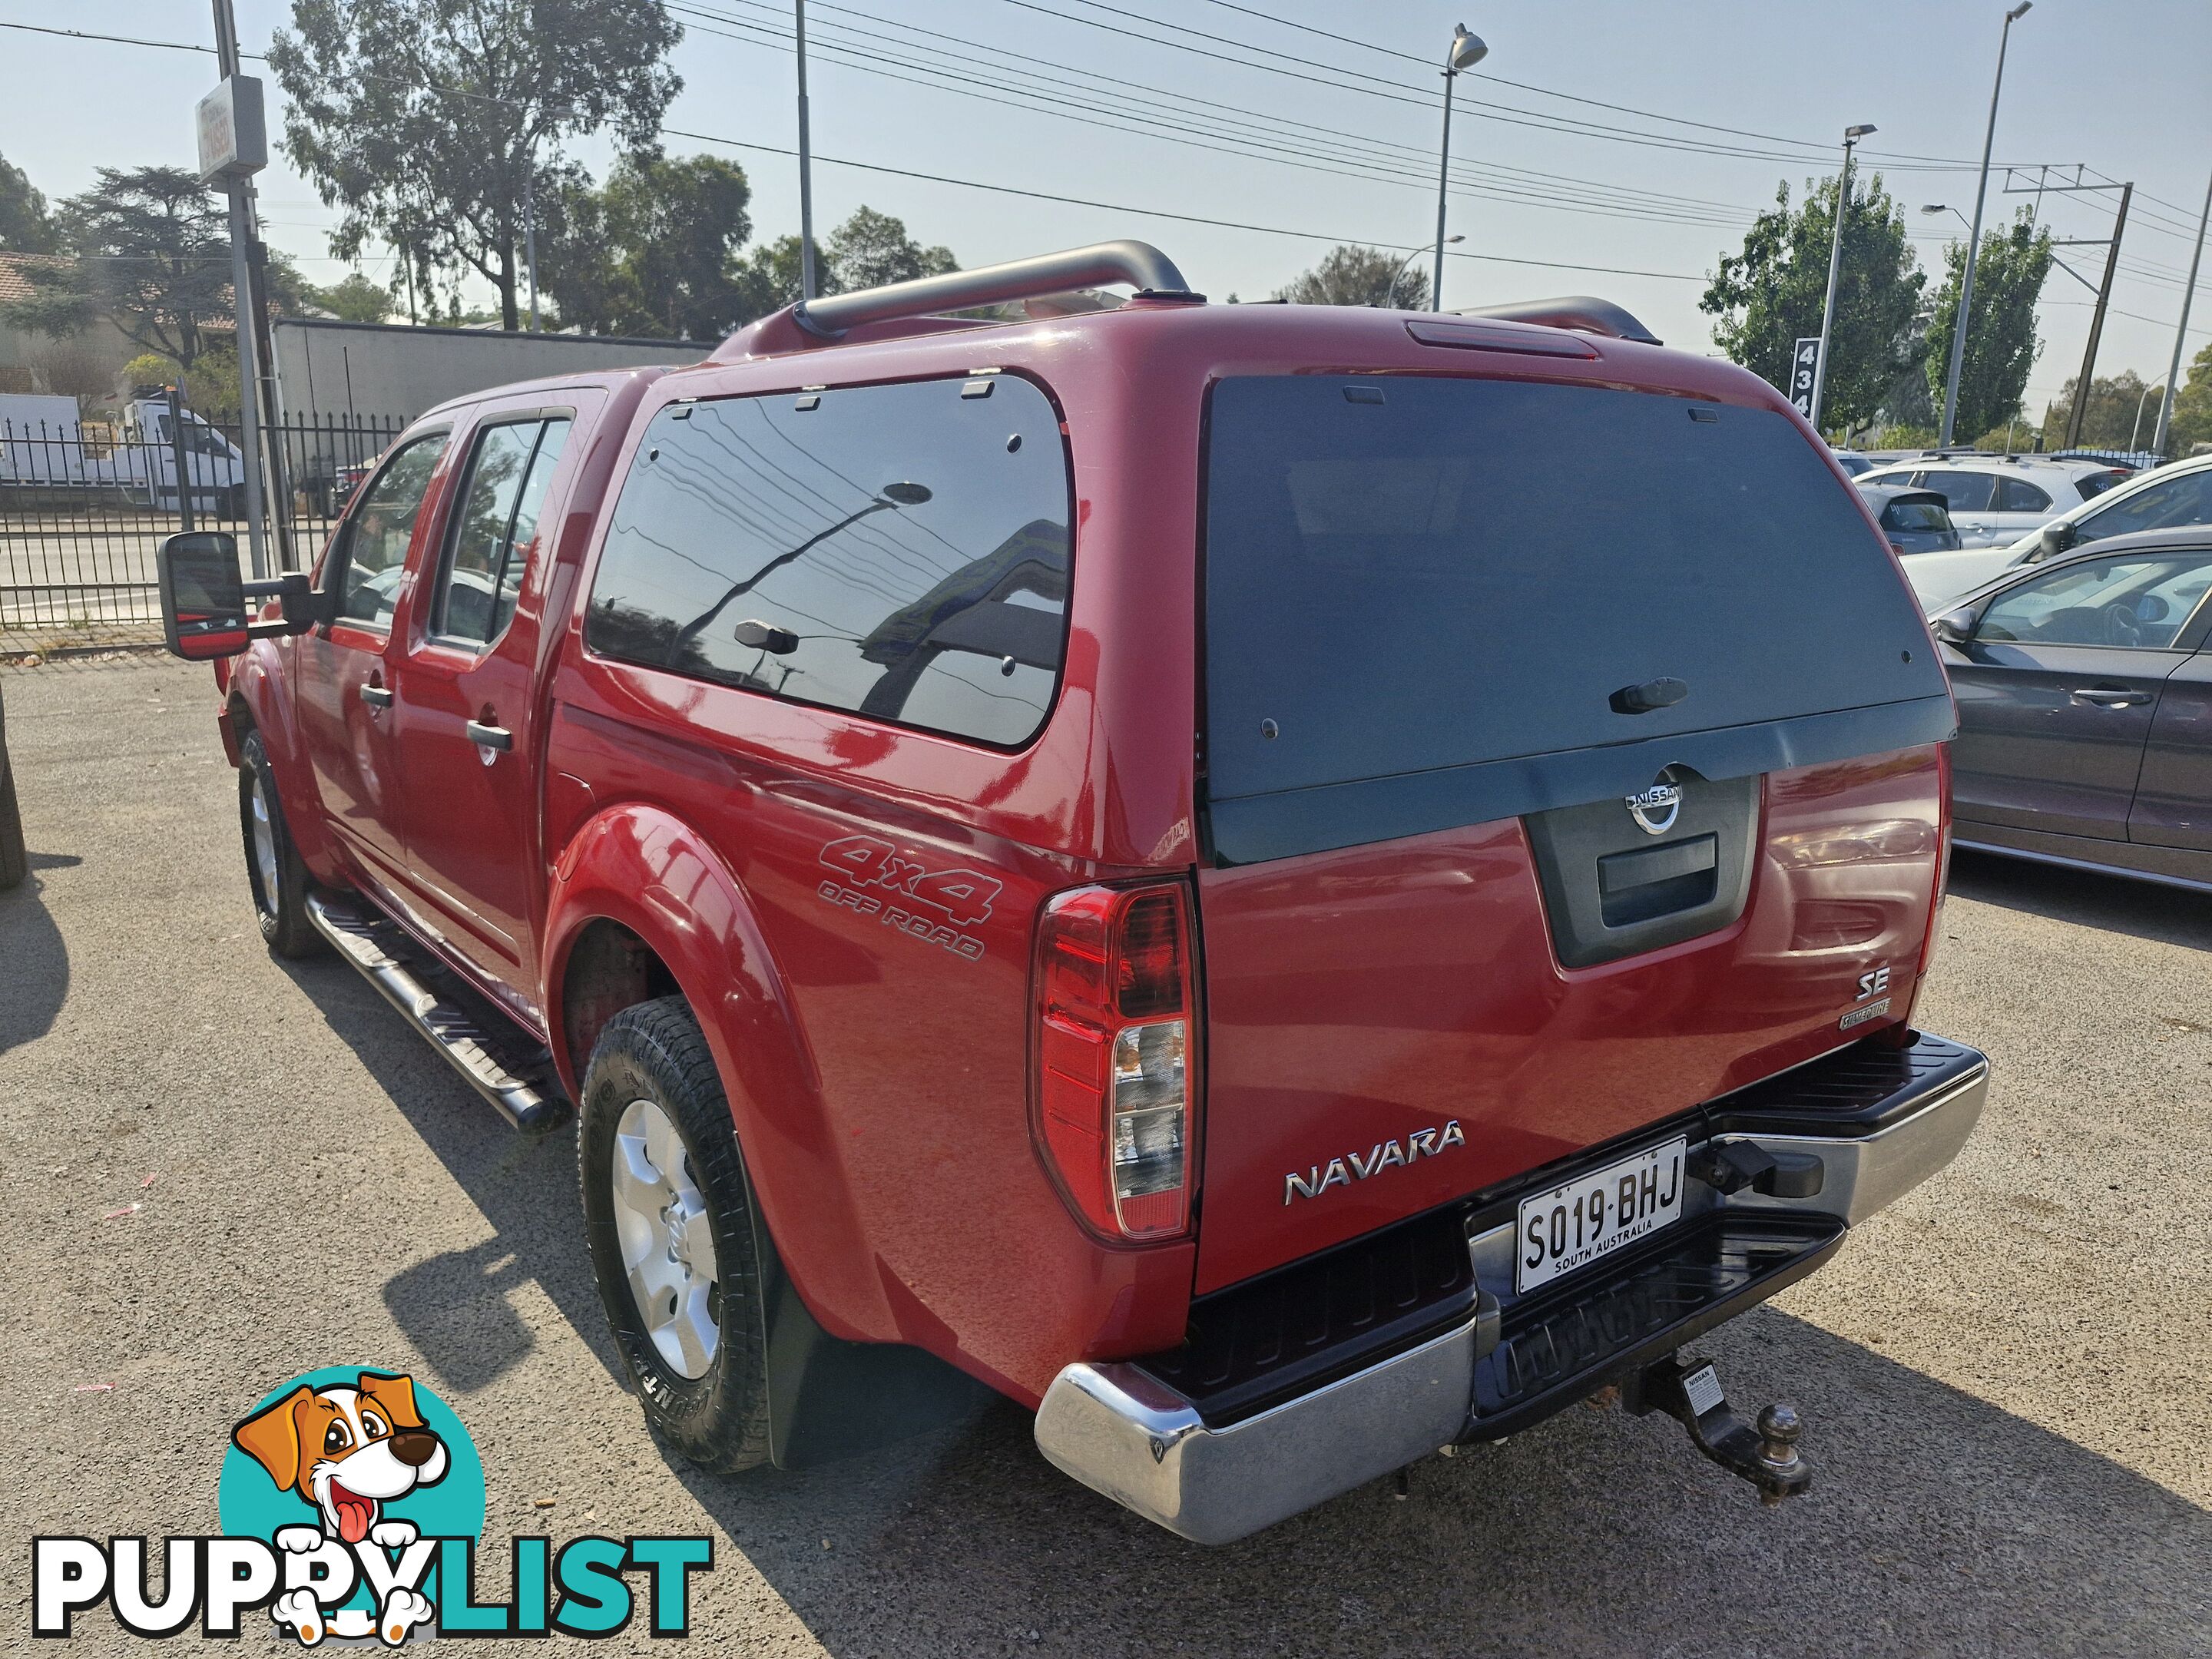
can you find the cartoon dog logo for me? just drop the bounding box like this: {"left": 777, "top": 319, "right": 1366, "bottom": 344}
{"left": 231, "top": 1372, "right": 447, "bottom": 1644}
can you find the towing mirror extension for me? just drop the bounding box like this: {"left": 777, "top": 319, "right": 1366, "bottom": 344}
{"left": 157, "top": 531, "right": 318, "bottom": 661}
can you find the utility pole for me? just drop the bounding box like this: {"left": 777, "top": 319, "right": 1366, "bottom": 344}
{"left": 1939, "top": 2, "right": 2032, "bottom": 447}
{"left": 1429, "top": 25, "right": 1489, "bottom": 313}
{"left": 2154, "top": 165, "right": 2211, "bottom": 459}
{"left": 2062, "top": 183, "right": 2131, "bottom": 450}
{"left": 201, "top": 0, "right": 295, "bottom": 573}
{"left": 796, "top": 0, "right": 818, "bottom": 301}
{"left": 1809, "top": 125, "right": 1876, "bottom": 439}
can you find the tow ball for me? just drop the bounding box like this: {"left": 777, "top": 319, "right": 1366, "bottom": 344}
{"left": 1621, "top": 1353, "right": 1810, "bottom": 1505}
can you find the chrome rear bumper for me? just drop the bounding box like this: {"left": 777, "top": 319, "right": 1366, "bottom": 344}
{"left": 1035, "top": 1034, "right": 1988, "bottom": 1544}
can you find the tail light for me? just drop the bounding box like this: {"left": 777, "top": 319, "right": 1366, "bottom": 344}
{"left": 1031, "top": 882, "right": 1198, "bottom": 1242}
{"left": 1885, "top": 744, "right": 1952, "bottom": 1043}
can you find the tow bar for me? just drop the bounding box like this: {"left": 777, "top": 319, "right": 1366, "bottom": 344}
{"left": 1622, "top": 1353, "right": 1810, "bottom": 1505}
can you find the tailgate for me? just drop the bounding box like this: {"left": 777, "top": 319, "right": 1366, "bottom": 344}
{"left": 1191, "top": 747, "right": 1942, "bottom": 1292}
{"left": 1190, "top": 370, "right": 1952, "bottom": 1294}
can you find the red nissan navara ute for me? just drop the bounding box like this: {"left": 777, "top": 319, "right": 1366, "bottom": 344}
{"left": 161, "top": 241, "right": 1987, "bottom": 1542}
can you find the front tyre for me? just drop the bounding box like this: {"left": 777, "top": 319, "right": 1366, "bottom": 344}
{"left": 578, "top": 997, "right": 771, "bottom": 1472}
{"left": 238, "top": 731, "right": 321, "bottom": 957}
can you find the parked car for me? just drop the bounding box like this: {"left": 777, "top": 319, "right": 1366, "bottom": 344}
{"left": 158, "top": 240, "right": 1987, "bottom": 1543}
{"left": 1897, "top": 452, "right": 2212, "bottom": 610}
{"left": 1856, "top": 455, "right": 2094, "bottom": 551}
{"left": 1830, "top": 448, "right": 1876, "bottom": 477}
{"left": 1929, "top": 528, "right": 2212, "bottom": 891}
{"left": 0, "top": 683, "right": 24, "bottom": 891}
{"left": 1856, "top": 482, "right": 1961, "bottom": 556}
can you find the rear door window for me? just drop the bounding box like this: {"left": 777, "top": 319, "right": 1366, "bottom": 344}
{"left": 1916, "top": 469, "right": 1998, "bottom": 513}
{"left": 1996, "top": 476, "right": 2052, "bottom": 512}
{"left": 1203, "top": 375, "right": 1946, "bottom": 808}
{"left": 432, "top": 416, "right": 571, "bottom": 647}
{"left": 585, "top": 376, "right": 1071, "bottom": 748}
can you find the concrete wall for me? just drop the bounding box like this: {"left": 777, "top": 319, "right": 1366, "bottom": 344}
{"left": 270, "top": 318, "right": 708, "bottom": 423}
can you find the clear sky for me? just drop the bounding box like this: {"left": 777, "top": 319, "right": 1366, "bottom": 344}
{"left": 5, "top": 1, "right": 2208, "bottom": 421}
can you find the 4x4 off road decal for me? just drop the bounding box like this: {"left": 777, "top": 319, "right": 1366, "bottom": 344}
{"left": 816, "top": 833, "right": 1002, "bottom": 962}
{"left": 31, "top": 1366, "right": 713, "bottom": 1643}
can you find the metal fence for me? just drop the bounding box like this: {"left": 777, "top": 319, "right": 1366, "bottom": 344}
{"left": 1, "top": 408, "right": 406, "bottom": 647}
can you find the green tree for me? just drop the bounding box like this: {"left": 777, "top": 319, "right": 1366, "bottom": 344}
{"left": 738, "top": 208, "right": 957, "bottom": 311}
{"left": 542, "top": 154, "right": 765, "bottom": 338}
{"left": 823, "top": 207, "right": 955, "bottom": 292}
{"left": 1273, "top": 243, "right": 1428, "bottom": 309}
{"left": 121, "top": 345, "right": 244, "bottom": 415}
{"left": 0, "top": 151, "right": 56, "bottom": 253}
{"left": 1922, "top": 209, "right": 2051, "bottom": 440}
{"left": 2040, "top": 370, "right": 2167, "bottom": 452}
{"left": 2167, "top": 337, "right": 2212, "bottom": 456}
{"left": 268, "top": 0, "right": 683, "bottom": 333}
{"left": 1701, "top": 172, "right": 1927, "bottom": 435}
{"left": 2, "top": 167, "right": 232, "bottom": 369}
{"left": 301, "top": 271, "right": 396, "bottom": 323}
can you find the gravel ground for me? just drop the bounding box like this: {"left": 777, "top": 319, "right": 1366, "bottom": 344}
{"left": 2, "top": 657, "right": 2207, "bottom": 1657}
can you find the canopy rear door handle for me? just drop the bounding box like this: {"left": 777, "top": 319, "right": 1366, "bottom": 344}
{"left": 465, "top": 719, "right": 513, "bottom": 751}
{"left": 359, "top": 683, "right": 393, "bottom": 709}
{"left": 2071, "top": 687, "right": 2149, "bottom": 708}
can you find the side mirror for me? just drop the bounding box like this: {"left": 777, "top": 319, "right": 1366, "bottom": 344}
{"left": 157, "top": 531, "right": 250, "bottom": 660}
{"left": 1930, "top": 608, "right": 1975, "bottom": 647}
{"left": 2030, "top": 522, "right": 2075, "bottom": 563}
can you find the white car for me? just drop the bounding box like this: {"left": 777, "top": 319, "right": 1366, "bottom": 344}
{"left": 1911, "top": 451, "right": 2212, "bottom": 610}
{"left": 1856, "top": 456, "right": 2095, "bottom": 551}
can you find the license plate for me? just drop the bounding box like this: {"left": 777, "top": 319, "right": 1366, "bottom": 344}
{"left": 1515, "top": 1136, "right": 1687, "bottom": 1295}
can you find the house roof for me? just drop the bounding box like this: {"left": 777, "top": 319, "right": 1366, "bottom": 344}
{"left": 0, "top": 251, "right": 66, "bottom": 306}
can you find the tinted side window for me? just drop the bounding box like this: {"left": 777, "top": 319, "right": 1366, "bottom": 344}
{"left": 1978, "top": 555, "right": 2212, "bottom": 649}
{"left": 2078, "top": 469, "right": 2212, "bottom": 542}
{"left": 1996, "top": 476, "right": 2051, "bottom": 512}
{"left": 337, "top": 435, "right": 446, "bottom": 629}
{"left": 1917, "top": 469, "right": 1997, "bottom": 513}
{"left": 434, "top": 416, "right": 571, "bottom": 647}
{"left": 1884, "top": 500, "right": 1949, "bottom": 532}
{"left": 586, "top": 377, "right": 1071, "bottom": 748}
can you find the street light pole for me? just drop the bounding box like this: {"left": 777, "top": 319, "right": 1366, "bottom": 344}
{"left": 796, "top": 0, "right": 819, "bottom": 301}
{"left": 1939, "top": 2, "right": 2033, "bottom": 447}
{"left": 1389, "top": 236, "right": 1462, "bottom": 309}
{"left": 1431, "top": 25, "right": 1488, "bottom": 313}
{"left": 2153, "top": 164, "right": 2211, "bottom": 459}
{"left": 1808, "top": 124, "right": 1876, "bottom": 439}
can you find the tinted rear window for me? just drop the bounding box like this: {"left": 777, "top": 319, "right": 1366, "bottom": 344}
{"left": 585, "top": 376, "right": 1071, "bottom": 748}
{"left": 1203, "top": 376, "right": 1945, "bottom": 804}
{"left": 1883, "top": 500, "right": 1951, "bottom": 532}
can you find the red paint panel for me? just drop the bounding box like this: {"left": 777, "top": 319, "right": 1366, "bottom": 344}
{"left": 1190, "top": 747, "right": 1944, "bottom": 1294}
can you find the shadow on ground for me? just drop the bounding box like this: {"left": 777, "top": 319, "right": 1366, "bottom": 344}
{"left": 0, "top": 859, "right": 76, "bottom": 1053}
{"left": 276, "top": 930, "right": 2212, "bottom": 1657}
{"left": 1949, "top": 846, "right": 2212, "bottom": 952}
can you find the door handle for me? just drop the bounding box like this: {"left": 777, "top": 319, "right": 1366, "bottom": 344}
{"left": 2071, "top": 687, "right": 2149, "bottom": 708}
{"left": 465, "top": 719, "right": 513, "bottom": 751}
{"left": 360, "top": 682, "right": 393, "bottom": 709}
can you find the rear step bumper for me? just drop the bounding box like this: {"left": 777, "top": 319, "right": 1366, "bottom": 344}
{"left": 306, "top": 892, "right": 568, "bottom": 1133}
{"left": 1034, "top": 1030, "right": 1988, "bottom": 1543}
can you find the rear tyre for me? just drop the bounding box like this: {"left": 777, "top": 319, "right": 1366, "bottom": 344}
{"left": 578, "top": 997, "right": 771, "bottom": 1472}
{"left": 238, "top": 731, "right": 321, "bottom": 958}
{"left": 0, "top": 742, "right": 25, "bottom": 892}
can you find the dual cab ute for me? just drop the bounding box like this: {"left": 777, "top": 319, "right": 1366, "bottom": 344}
{"left": 162, "top": 240, "right": 1988, "bottom": 1542}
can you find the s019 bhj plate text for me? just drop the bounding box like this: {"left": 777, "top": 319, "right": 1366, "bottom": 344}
{"left": 1516, "top": 1137, "right": 1686, "bottom": 1295}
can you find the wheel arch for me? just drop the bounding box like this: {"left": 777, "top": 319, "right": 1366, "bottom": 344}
{"left": 226, "top": 643, "right": 336, "bottom": 876}
{"left": 542, "top": 801, "right": 889, "bottom": 1349}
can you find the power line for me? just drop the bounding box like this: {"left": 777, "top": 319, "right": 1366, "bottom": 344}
{"left": 670, "top": 4, "right": 1757, "bottom": 233}
{"left": 659, "top": 125, "right": 1711, "bottom": 281}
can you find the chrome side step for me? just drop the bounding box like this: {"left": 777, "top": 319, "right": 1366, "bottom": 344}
{"left": 306, "top": 892, "right": 568, "bottom": 1134}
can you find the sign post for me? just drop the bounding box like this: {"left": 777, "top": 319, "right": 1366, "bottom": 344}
{"left": 1787, "top": 336, "right": 1821, "bottom": 423}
